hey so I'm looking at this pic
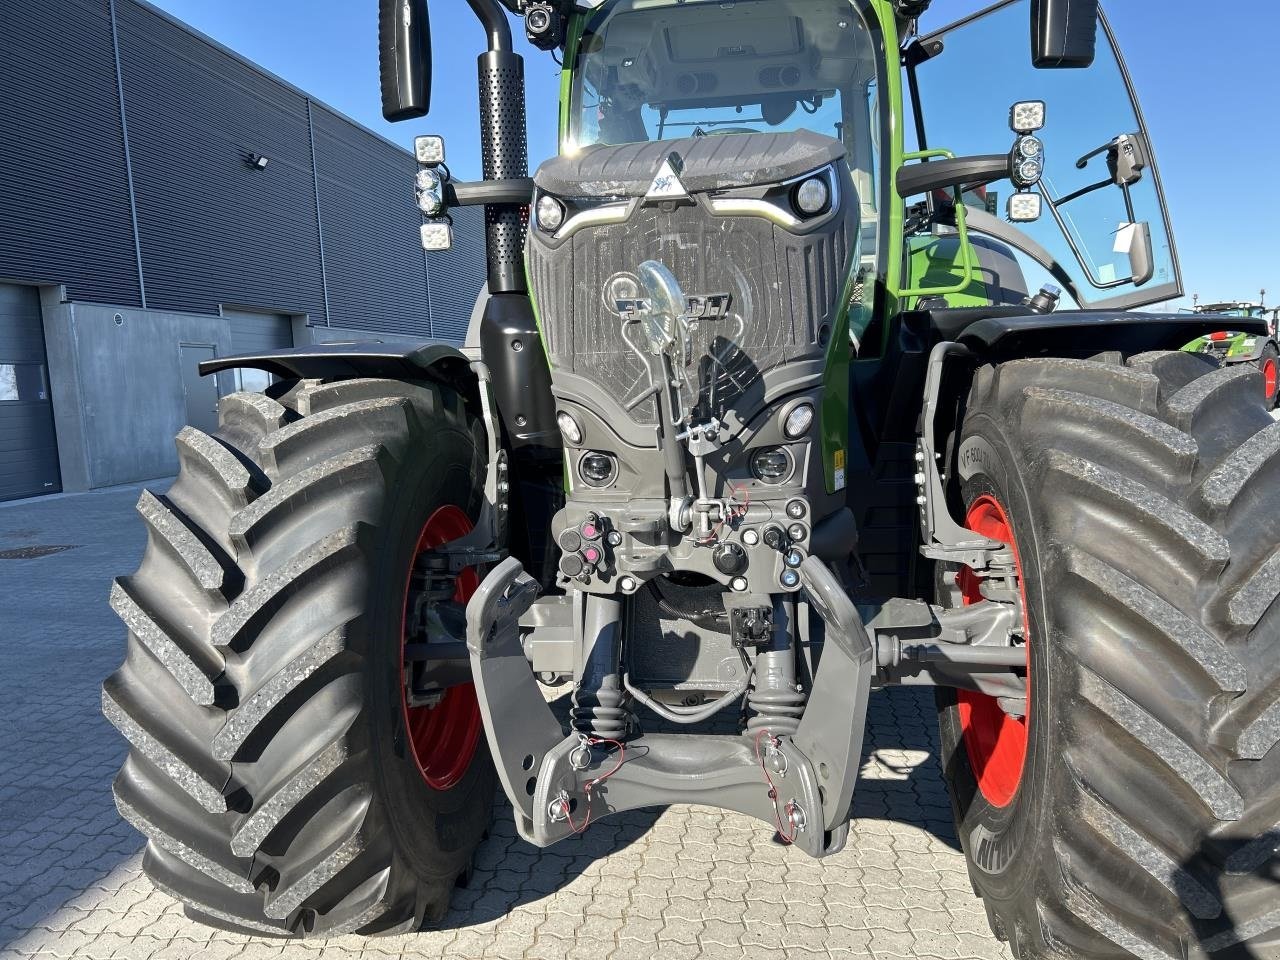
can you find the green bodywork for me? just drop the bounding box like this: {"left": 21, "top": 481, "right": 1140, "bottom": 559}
{"left": 1182, "top": 332, "right": 1261, "bottom": 360}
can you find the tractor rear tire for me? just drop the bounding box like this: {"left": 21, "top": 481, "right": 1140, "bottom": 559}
{"left": 103, "top": 377, "right": 496, "bottom": 937}
{"left": 936, "top": 353, "right": 1280, "bottom": 959}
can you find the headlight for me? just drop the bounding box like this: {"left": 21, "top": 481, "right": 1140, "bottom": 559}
{"left": 1007, "top": 193, "right": 1043, "bottom": 223}
{"left": 782, "top": 402, "right": 814, "bottom": 439}
{"left": 417, "top": 189, "right": 443, "bottom": 216}
{"left": 603, "top": 272, "right": 641, "bottom": 313}
{"left": 415, "top": 168, "right": 444, "bottom": 215}
{"left": 750, "top": 447, "right": 792, "bottom": 483}
{"left": 414, "top": 135, "right": 446, "bottom": 166}
{"left": 556, "top": 411, "right": 582, "bottom": 445}
{"left": 416, "top": 168, "right": 441, "bottom": 192}
{"left": 579, "top": 452, "right": 617, "bottom": 486}
{"left": 419, "top": 221, "right": 453, "bottom": 251}
{"left": 1016, "top": 136, "right": 1043, "bottom": 160}
{"left": 536, "top": 194, "right": 565, "bottom": 233}
{"left": 793, "top": 176, "right": 829, "bottom": 216}
{"left": 1013, "top": 157, "right": 1043, "bottom": 188}
{"left": 1009, "top": 101, "right": 1046, "bottom": 134}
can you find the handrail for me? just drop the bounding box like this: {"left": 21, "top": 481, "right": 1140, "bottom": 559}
{"left": 897, "top": 148, "right": 979, "bottom": 299}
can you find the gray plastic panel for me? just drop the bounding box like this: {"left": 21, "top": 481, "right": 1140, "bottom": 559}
{"left": 527, "top": 190, "right": 854, "bottom": 429}
{"left": 534, "top": 131, "right": 846, "bottom": 198}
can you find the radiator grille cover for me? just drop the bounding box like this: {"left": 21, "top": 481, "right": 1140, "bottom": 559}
{"left": 527, "top": 190, "right": 853, "bottom": 426}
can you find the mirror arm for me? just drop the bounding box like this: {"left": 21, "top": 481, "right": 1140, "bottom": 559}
{"left": 895, "top": 154, "right": 1012, "bottom": 199}
{"left": 1055, "top": 177, "right": 1111, "bottom": 207}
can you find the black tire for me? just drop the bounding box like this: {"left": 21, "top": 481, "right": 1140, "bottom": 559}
{"left": 103, "top": 378, "right": 496, "bottom": 937}
{"left": 1256, "top": 342, "right": 1279, "bottom": 410}
{"left": 936, "top": 353, "right": 1280, "bottom": 959}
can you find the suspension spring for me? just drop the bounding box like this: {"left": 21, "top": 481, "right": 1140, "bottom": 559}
{"left": 745, "top": 677, "right": 806, "bottom": 738}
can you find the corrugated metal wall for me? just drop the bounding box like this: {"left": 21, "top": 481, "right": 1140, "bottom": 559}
{"left": 115, "top": 0, "right": 328, "bottom": 321}
{"left": 0, "top": 0, "right": 142, "bottom": 306}
{"left": 0, "top": 0, "right": 485, "bottom": 341}
{"left": 311, "top": 105, "right": 433, "bottom": 338}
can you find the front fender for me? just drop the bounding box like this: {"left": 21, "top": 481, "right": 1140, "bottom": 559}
{"left": 198, "top": 341, "right": 477, "bottom": 403}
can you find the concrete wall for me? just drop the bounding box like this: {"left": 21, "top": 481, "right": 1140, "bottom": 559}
{"left": 43, "top": 298, "right": 236, "bottom": 490}
{"left": 41, "top": 296, "right": 449, "bottom": 491}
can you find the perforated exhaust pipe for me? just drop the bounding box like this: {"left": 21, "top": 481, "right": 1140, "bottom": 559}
{"left": 467, "top": 0, "right": 529, "bottom": 294}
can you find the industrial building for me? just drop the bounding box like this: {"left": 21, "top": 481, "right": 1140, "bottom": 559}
{"left": 0, "top": 0, "right": 485, "bottom": 501}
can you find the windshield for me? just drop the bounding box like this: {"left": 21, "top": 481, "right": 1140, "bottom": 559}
{"left": 912, "top": 0, "right": 1182, "bottom": 310}
{"left": 567, "top": 0, "right": 878, "bottom": 153}
{"left": 565, "top": 0, "right": 888, "bottom": 338}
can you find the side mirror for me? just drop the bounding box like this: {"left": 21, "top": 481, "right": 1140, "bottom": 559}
{"left": 379, "top": 0, "right": 432, "bottom": 122}
{"left": 1030, "top": 0, "right": 1099, "bottom": 69}
{"left": 1121, "top": 221, "right": 1154, "bottom": 287}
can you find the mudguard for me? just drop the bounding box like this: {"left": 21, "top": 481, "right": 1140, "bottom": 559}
{"left": 198, "top": 341, "right": 477, "bottom": 400}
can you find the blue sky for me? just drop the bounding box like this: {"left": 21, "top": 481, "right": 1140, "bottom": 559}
{"left": 149, "top": 0, "right": 1276, "bottom": 310}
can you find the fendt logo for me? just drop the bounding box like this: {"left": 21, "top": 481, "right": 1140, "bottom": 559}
{"left": 646, "top": 152, "right": 688, "bottom": 200}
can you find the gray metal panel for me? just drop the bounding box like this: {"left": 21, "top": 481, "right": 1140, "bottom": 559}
{"left": 0, "top": 284, "right": 61, "bottom": 501}
{"left": 310, "top": 105, "right": 431, "bottom": 338}
{"left": 0, "top": 0, "right": 141, "bottom": 306}
{"left": 427, "top": 205, "right": 486, "bottom": 343}
{"left": 114, "top": 1, "right": 326, "bottom": 320}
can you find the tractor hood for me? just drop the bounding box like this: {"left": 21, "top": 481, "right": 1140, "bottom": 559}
{"left": 525, "top": 130, "right": 858, "bottom": 505}
{"left": 536, "top": 131, "right": 845, "bottom": 198}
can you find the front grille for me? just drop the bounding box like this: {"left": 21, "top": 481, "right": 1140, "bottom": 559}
{"left": 527, "top": 199, "right": 851, "bottom": 426}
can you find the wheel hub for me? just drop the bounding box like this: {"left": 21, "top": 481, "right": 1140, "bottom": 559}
{"left": 401, "top": 505, "right": 483, "bottom": 791}
{"left": 1262, "top": 357, "right": 1278, "bottom": 402}
{"left": 955, "top": 495, "right": 1030, "bottom": 808}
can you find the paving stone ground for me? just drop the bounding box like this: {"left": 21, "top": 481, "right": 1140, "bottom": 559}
{"left": 0, "top": 480, "right": 1014, "bottom": 960}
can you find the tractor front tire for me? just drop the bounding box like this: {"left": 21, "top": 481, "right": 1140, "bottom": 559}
{"left": 1257, "top": 341, "right": 1278, "bottom": 410}
{"left": 938, "top": 354, "right": 1280, "bottom": 958}
{"left": 103, "top": 377, "right": 496, "bottom": 936}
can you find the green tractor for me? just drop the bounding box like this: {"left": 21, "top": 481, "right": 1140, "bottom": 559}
{"left": 1182, "top": 296, "right": 1280, "bottom": 410}
{"left": 103, "top": 0, "right": 1280, "bottom": 954}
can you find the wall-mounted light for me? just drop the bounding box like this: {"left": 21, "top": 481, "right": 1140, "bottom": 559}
{"left": 245, "top": 153, "right": 270, "bottom": 171}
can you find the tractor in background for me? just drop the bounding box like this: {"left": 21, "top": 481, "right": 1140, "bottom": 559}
{"left": 1183, "top": 294, "right": 1280, "bottom": 408}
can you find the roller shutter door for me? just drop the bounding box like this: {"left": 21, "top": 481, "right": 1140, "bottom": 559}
{"left": 225, "top": 308, "right": 292, "bottom": 393}
{"left": 0, "top": 284, "right": 60, "bottom": 501}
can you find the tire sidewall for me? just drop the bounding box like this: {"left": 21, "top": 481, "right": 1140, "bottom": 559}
{"left": 937, "top": 410, "right": 1054, "bottom": 903}
{"left": 366, "top": 403, "right": 496, "bottom": 885}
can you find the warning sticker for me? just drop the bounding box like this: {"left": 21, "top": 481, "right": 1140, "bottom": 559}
{"left": 834, "top": 449, "right": 846, "bottom": 491}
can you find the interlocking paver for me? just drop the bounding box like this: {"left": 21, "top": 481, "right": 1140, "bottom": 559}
{"left": 0, "top": 482, "right": 1015, "bottom": 960}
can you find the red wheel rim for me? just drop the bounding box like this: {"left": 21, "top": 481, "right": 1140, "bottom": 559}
{"left": 1263, "top": 358, "right": 1278, "bottom": 401}
{"left": 955, "top": 495, "right": 1030, "bottom": 808}
{"left": 400, "top": 505, "right": 482, "bottom": 791}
